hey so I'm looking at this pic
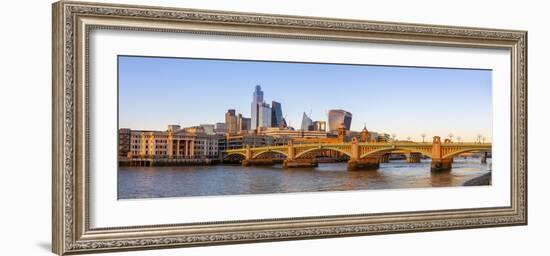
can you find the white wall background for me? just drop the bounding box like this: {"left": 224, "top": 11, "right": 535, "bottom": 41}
{"left": 0, "top": 0, "right": 547, "bottom": 255}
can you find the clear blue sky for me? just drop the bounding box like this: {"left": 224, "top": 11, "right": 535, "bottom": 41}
{"left": 119, "top": 56, "right": 492, "bottom": 142}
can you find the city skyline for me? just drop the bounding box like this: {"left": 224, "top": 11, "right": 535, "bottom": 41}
{"left": 118, "top": 56, "right": 492, "bottom": 142}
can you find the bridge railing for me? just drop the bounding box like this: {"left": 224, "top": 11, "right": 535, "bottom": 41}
{"left": 224, "top": 142, "right": 492, "bottom": 153}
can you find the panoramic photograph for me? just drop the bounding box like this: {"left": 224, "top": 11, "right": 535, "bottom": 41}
{"left": 117, "top": 56, "right": 493, "bottom": 199}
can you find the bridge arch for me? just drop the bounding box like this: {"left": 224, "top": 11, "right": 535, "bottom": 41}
{"left": 252, "top": 150, "right": 288, "bottom": 159}
{"left": 223, "top": 152, "right": 247, "bottom": 159}
{"left": 442, "top": 148, "right": 491, "bottom": 159}
{"left": 294, "top": 146, "right": 352, "bottom": 159}
{"left": 360, "top": 147, "right": 432, "bottom": 159}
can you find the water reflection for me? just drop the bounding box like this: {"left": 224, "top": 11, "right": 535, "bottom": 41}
{"left": 118, "top": 158, "right": 491, "bottom": 199}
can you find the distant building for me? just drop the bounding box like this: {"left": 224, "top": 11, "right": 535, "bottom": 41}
{"left": 167, "top": 125, "right": 181, "bottom": 132}
{"left": 271, "top": 101, "right": 285, "bottom": 128}
{"left": 375, "top": 132, "right": 391, "bottom": 142}
{"left": 257, "top": 102, "right": 272, "bottom": 129}
{"left": 250, "top": 85, "right": 264, "bottom": 131}
{"left": 301, "top": 112, "right": 313, "bottom": 131}
{"left": 118, "top": 128, "right": 131, "bottom": 158}
{"left": 241, "top": 117, "right": 251, "bottom": 132}
{"left": 328, "top": 109, "right": 352, "bottom": 132}
{"left": 199, "top": 124, "right": 215, "bottom": 135}
{"left": 214, "top": 122, "right": 227, "bottom": 134}
{"left": 236, "top": 114, "right": 251, "bottom": 134}
{"left": 182, "top": 126, "right": 205, "bottom": 134}
{"left": 360, "top": 125, "right": 369, "bottom": 142}
{"left": 260, "top": 127, "right": 328, "bottom": 140}
{"left": 225, "top": 109, "right": 238, "bottom": 134}
{"left": 337, "top": 122, "right": 347, "bottom": 139}
{"left": 312, "top": 121, "right": 326, "bottom": 132}
{"left": 225, "top": 134, "right": 275, "bottom": 150}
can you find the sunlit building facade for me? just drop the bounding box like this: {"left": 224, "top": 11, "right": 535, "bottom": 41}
{"left": 118, "top": 128, "right": 131, "bottom": 158}
{"left": 225, "top": 109, "right": 238, "bottom": 134}
{"left": 123, "top": 126, "right": 222, "bottom": 159}
{"left": 260, "top": 127, "right": 328, "bottom": 139}
{"left": 312, "top": 121, "right": 326, "bottom": 132}
{"left": 328, "top": 109, "right": 352, "bottom": 132}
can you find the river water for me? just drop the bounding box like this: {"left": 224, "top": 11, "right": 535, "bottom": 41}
{"left": 118, "top": 158, "right": 491, "bottom": 199}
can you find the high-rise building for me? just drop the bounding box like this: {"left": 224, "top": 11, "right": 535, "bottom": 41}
{"left": 225, "top": 109, "right": 238, "bottom": 134}
{"left": 258, "top": 102, "right": 272, "bottom": 129}
{"left": 271, "top": 101, "right": 285, "bottom": 128}
{"left": 328, "top": 109, "right": 352, "bottom": 132}
{"left": 237, "top": 114, "right": 251, "bottom": 133}
{"left": 250, "top": 85, "right": 263, "bottom": 131}
{"left": 312, "top": 121, "right": 327, "bottom": 132}
{"left": 250, "top": 85, "right": 272, "bottom": 131}
{"left": 301, "top": 112, "right": 313, "bottom": 131}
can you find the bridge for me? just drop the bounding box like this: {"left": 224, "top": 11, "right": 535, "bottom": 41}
{"left": 224, "top": 136, "right": 492, "bottom": 172}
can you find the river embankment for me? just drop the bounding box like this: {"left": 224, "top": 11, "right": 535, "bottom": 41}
{"left": 463, "top": 171, "right": 492, "bottom": 186}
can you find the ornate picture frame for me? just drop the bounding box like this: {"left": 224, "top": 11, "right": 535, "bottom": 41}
{"left": 52, "top": 1, "right": 527, "bottom": 255}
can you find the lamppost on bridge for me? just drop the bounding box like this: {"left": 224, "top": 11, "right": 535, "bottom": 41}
{"left": 421, "top": 133, "right": 426, "bottom": 143}
{"left": 477, "top": 134, "right": 483, "bottom": 143}
{"left": 482, "top": 137, "right": 486, "bottom": 143}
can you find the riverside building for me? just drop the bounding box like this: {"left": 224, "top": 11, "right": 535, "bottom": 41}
{"left": 121, "top": 125, "right": 223, "bottom": 160}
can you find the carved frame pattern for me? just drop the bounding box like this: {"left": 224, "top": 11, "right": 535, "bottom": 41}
{"left": 52, "top": 1, "right": 527, "bottom": 255}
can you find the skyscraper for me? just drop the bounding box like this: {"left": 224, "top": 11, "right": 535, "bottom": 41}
{"left": 271, "top": 101, "right": 284, "bottom": 128}
{"left": 251, "top": 85, "right": 262, "bottom": 130}
{"left": 328, "top": 109, "right": 352, "bottom": 132}
{"left": 251, "top": 85, "right": 272, "bottom": 131}
{"left": 237, "top": 114, "right": 251, "bottom": 133}
{"left": 301, "top": 112, "right": 313, "bottom": 131}
{"left": 258, "top": 102, "right": 272, "bottom": 129}
{"left": 225, "top": 109, "right": 238, "bottom": 134}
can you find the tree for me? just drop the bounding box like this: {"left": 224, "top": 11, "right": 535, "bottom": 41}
{"left": 457, "top": 136, "right": 462, "bottom": 143}
{"left": 391, "top": 133, "right": 397, "bottom": 142}
{"left": 406, "top": 136, "right": 411, "bottom": 141}
{"left": 448, "top": 133, "right": 454, "bottom": 142}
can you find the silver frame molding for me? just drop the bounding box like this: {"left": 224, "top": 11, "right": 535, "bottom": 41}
{"left": 52, "top": 1, "right": 527, "bottom": 255}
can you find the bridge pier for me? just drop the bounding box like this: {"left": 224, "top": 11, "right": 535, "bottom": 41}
{"left": 348, "top": 137, "right": 380, "bottom": 171}
{"left": 379, "top": 154, "right": 389, "bottom": 163}
{"left": 347, "top": 157, "right": 380, "bottom": 171}
{"left": 481, "top": 152, "right": 488, "bottom": 164}
{"left": 406, "top": 153, "right": 422, "bottom": 163}
{"left": 430, "top": 158, "right": 452, "bottom": 172}
{"left": 242, "top": 159, "right": 276, "bottom": 167}
{"left": 283, "top": 159, "right": 318, "bottom": 168}
{"left": 430, "top": 136, "right": 452, "bottom": 172}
